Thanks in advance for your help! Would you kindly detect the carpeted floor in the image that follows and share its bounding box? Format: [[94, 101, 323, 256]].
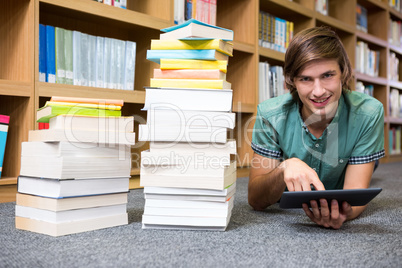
[[0, 162, 401, 267]]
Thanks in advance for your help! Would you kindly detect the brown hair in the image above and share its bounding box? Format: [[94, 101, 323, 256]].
[[284, 27, 353, 102]]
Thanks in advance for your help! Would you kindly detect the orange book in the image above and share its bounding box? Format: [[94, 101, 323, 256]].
[[153, 69, 226, 80], [50, 96, 124, 106]]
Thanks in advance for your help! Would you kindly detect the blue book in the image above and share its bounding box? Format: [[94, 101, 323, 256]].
[[0, 115, 10, 178], [146, 49, 228, 64], [46, 25, 56, 83], [39, 24, 47, 82]]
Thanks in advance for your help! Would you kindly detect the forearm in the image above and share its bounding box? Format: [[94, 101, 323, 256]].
[[248, 163, 287, 210], [347, 205, 367, 221]]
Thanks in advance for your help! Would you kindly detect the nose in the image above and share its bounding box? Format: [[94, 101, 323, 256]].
[[312, 78, 325, 97]]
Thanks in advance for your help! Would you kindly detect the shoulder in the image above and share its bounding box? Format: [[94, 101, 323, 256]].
[[343, 91, 384, 117], [257, 93, 297, 118]]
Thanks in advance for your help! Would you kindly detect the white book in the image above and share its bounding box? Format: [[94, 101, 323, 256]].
[[124, 41, 136, 90], [21, 141, 131, 158], [88, 34, 97, 87], [17, 176, 130, 198], [149, 139, 236, 154], [16, 192, 128, 211], [143, 198, 234, 217], [48, 115, 134, 132], [116, 39, 126, 90], [146, 109, 235, 129], [140, 165, 237, 190], [28, 128, 135, 145], [73, 30, 81, 85], [142, 212, 231, 230], [79, 33, 89, 86], [16, 204, 127, 224], [96, 36, 105, 88], [138, 124, 227, 143], [103, 37, 112, 88], [16, 214, 128, 237], [141, 160, 236, 177], [110, 38, 118, 89], [144, 182, 236, 197], [20, 155, 131, 179], [143, 87, 233, 112]]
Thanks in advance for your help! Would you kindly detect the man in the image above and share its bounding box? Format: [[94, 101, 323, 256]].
[[249, 27, 384, 229]]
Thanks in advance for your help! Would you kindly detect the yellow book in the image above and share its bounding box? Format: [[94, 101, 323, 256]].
[[150, 78, 231, 89], [150, 39, 233, 56], [160, 59, 228, 73], [43, 101, 122, 110]]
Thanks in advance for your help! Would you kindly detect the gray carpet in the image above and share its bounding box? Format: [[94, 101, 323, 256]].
[[1, 162, 401, 267]]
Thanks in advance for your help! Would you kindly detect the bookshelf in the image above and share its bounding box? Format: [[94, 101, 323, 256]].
[[1, 0, 402, 202]]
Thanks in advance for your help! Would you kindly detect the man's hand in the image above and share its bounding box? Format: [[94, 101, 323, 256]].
[[302, 199, 353, 229], [281, 158, 325, 192]]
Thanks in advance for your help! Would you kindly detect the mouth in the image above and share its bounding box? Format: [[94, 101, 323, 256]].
[[311, 96, 331, 107]]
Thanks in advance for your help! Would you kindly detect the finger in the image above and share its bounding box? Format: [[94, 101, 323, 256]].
[[342, 201, 353, 217], [310, 200, 321, 219], [330, 199, 340, 220], [285, 179, 295, 192], [311, 179, 325, 191], [320, 199, 331, 227], [294, 182, 302, 192], [301, 180, 312, 191], [302, 203, 315, 221]]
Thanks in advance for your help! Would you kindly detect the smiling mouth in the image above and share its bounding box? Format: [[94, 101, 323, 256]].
[[311, 96, 331, 103]]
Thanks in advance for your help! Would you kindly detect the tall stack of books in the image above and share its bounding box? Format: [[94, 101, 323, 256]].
[[139, 19, 237, 231], [15, 96, 135, 237]]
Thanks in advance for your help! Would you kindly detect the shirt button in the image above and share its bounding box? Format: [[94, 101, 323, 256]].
[[315, 144, 319, 148], [339, 159, 344, 163]]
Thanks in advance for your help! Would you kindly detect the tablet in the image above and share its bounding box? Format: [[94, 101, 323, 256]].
[[279, 188, 382, 209]]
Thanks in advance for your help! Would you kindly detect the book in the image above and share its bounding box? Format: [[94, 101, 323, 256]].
[[104, 37, 113, 89], [143, 87, 233, 112], [96, 36, 105, 88], [143, 197, 234, 217], [64, 29, 74, 84], [16, 192, 128, 211], [16, 214, 128, 237], [50, 96, 124, 106], [146, 109, 235, 129], [36, 103, 122, 123], [149, 139, 236, 154], [28, 129, 135, 145], [39, 24, 47, 82], [150, 39, 233, 56], [140, 162, 236, 190], [160, 59, 228, 73], [79, 33, 89, 86], [153, 69, 226, 80], [47, 115, 134, 132], [20, 155, 131, 179], [46, 25, 56, 83], [21, 141, 131, 158], [17, 176, 130, 198], [0, 115, 10, 178], [88, 34, 97, 87], [124, 41, 136, 90], [55, 27, 66, 84], [144, 182, 236, 202], [150, 78, 231, 89], [73, 30, 81, 85], [147, 49, 229, 64], [160, 19, 234, 41], [16, 203, 127, 223], [142, 213, 231, 230], [138, 124, 228, 143]]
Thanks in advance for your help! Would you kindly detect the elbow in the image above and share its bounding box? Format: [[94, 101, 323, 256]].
[[248, 196, 273, 211]]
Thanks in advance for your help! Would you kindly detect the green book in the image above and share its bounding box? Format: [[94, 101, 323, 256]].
[[64, 29, 73, 85], [36, 104, 122, 123], [55, 27, 66, 84]]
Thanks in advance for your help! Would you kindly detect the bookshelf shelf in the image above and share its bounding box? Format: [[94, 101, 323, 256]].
[[0, 177, 18, 186], [0, 80, 32, 97], [387, 116, 402, 124], [233, 41, 255, 54], [232, 103, 255, 114], [389, 6, 402, 20], [315, 13, 355, 34], [261, 0, 314, 19], [389, 44, 402, 56], [37, 82, 146, 104], [356, 31, 388, 47], [259, 47, 285, 62], [388, 80, 402, 90], [355, 72, 388, 86]]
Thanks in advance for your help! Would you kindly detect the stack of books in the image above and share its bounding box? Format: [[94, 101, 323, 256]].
[[15, 96, 135, 237], [139, 19, 237, 231]]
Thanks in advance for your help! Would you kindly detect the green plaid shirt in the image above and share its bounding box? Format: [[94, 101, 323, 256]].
[[252, 91, 385, 190]]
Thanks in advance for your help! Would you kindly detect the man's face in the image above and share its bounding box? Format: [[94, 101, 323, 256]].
[[294, 59, 342, 121]]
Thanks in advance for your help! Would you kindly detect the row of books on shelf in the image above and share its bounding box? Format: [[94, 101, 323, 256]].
[[258, 11, 294, 53], [0, 115, 9, 178], [174, 0, 217, 26], [356, 81, 374, 97], [390, 89, 402, 118], [389, 19, 402, 47], [39, 24, 136, 90], [92, 0, 126, 9], [356, 4, 368, 33], [389, 52, 399, 82], [389, 0, 401, 12], [315, 0, 329, 16], [355, 41, 380, 77], [389, 126, 401, 155], [258, 62, 287, 103]]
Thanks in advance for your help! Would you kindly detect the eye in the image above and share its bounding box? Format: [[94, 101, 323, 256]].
[[322, 73, 334, 79], [299, 76, 311, 82]]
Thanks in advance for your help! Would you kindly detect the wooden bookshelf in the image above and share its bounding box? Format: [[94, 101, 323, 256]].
[[1, 0, 402, 202]]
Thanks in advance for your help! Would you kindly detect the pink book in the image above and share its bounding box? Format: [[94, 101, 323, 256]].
[[153, 69, 226, 80], [0, 115, 10, 124]]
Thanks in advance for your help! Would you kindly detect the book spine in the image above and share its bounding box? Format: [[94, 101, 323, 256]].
[[124, 41, 136, 90], [96, 36, 105, 88], [46, 25, 56, 83], [0, 115, 10, 177], [73, 31, 81, 86], [55, 27, 66, 84], [39, 24, 47, 82], [64, 29, 74, 85]]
